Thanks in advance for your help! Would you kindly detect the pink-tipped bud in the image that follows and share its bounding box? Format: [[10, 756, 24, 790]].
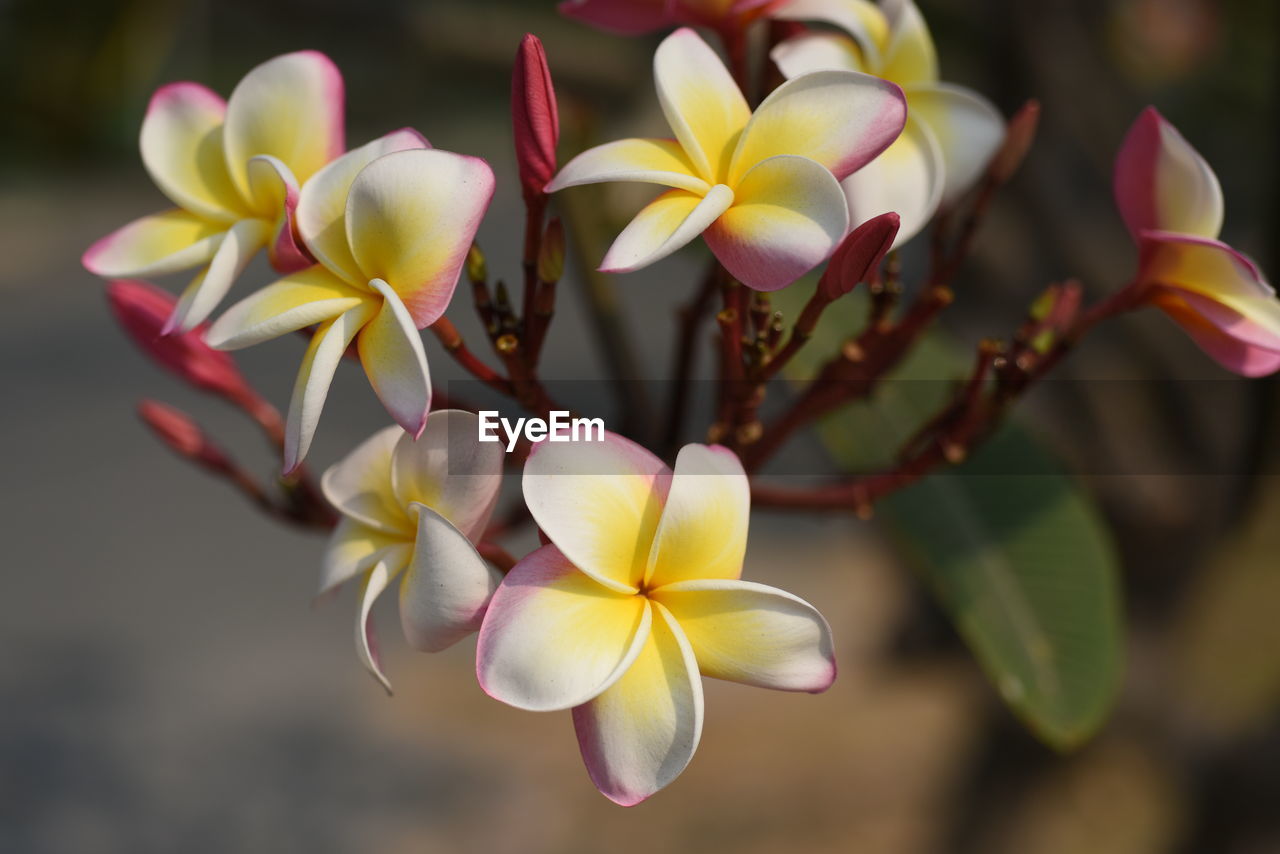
[[820, 212, 901, 300], [512, 33, 560, 202], [138, 400, 232, 472], [106, 280, 251, 400], [989, 100, 1041, 184]]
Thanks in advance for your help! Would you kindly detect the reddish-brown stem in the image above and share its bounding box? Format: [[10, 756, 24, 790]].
[[663, 260, 722, 452], [430, 318, 514, 395], [478, 541, 519, 574]]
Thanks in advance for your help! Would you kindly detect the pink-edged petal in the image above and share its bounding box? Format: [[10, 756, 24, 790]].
[[165, 216, 272, 333], [296, 129, 431, 285], [321, 425, 411, 536], [320, 517, 412, 596], [283, 302, 377, 474], [522, 431, 672, 593], [398, 505, 503, 652], [842, 116, 944, 248], [245, 154, 310, 271], [772, 0, 887, 68], [390, 409, 504, 541], [1137, 232, 1279, 325], [476, 544, 652, 711], [355, 556, 399, 693], [546, 138, 710, 195], [653, 28, 751, 183], [139, 82, 244, 221], [651, 579, 836, 692], [879, 0, 938, 85], [82, 209, 224, 278], [206, 265, 366, 350], [599, 185, 734, 274], [907, 83, 1004, 205], [223, 51, 345, 198], [345, 149, 495, 328], [728, 70, 906, 184], [357, 279, 432, 438], [571, 601, 702, 806], [704, 154, 850, 291], [1152, 288, 1280, 378], [558, 0, 675, 34], [1114, 107, 1224, 242], [645, 444, 749, 588], [771, 31, 866, 79]]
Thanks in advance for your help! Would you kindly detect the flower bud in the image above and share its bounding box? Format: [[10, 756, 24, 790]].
[[820, 212, 900, 300], [137, 400, 232, 472], [106, 279, 252, 400], [512, 33, 560, 202], [537, 218, 566, 284], [989, 100, 1040, 184]]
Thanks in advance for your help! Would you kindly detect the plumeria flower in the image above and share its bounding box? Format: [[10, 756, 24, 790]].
[[477, 434, 836, 805], [83, 51, 344, 332], [320, 411, 505, 691], [206, 134, 496, 471], [771, 0, 1005, 246], [546, 27, 905, 291], [560, 0, 784, 35], [1111, 108, 1280, 376]]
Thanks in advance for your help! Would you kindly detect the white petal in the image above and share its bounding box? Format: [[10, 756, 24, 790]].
[[652, 579, 837, 692], [320, 424, 410, 535], [357, 280, 433, 438], [166, 216, 271, 333], [841, 115, 944, 248], [476, 544, 652, 711], [320, 517, 412, 596], [390, 409, 504, 541], [139, 82, 244, 221], [571, 601, 703, 806], [398, 505, 502, 652], [599, 185, 734, 274], [355, 557, 399, 693], [205, 266, 366, 350], [907, 83, 1005, 205]]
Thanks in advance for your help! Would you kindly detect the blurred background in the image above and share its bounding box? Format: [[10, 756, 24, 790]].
[[1, 0, 1278, 851]]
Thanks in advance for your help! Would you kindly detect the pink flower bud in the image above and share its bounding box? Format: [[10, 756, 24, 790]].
[[820, 212, 901, 300], [512, 33, 560, 202], [106, 279, 252, 400], [137, 400, 233, 472], [989, 100, 1040, 184]]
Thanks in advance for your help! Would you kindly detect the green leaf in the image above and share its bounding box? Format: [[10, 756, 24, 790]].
[[772, 282, 1124, 749]]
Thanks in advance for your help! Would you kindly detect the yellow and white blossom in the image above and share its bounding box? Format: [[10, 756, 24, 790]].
[[547, 27, 906, 291], [772, 0, 1005, 245], [84, 51, 345, 331], [206, 135, 495, 471], [321, 411, 505, 691], [477, 433, 835, 805]]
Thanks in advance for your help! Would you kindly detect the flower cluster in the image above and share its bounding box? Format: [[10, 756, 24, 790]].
[[85, 0, 1276, 807]]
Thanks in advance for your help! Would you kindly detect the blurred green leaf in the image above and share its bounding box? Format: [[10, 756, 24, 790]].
[[773, 282, 1123, 749]]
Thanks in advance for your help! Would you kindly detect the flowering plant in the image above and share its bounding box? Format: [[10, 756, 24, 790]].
[[85, 0, 1277, 806]]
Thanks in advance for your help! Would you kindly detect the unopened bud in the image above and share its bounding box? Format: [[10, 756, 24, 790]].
[[512, 33, 560, 201], [106, 279, 252, 400], [820, 212, 900, 300], [138, 400, 232, 472], [989, 100, 1040, 184], [466, 244, 488, 285]]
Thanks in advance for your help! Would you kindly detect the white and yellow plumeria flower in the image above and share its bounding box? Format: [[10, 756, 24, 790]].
[[83, 51, 345, 332], [477, 434, 835, 805], [321, 411, 505, 691], [772, 0, 1005, 246], [1113, 108, 1280, 376], [546, 27, 905, 291], [206, 134, 495, 472]]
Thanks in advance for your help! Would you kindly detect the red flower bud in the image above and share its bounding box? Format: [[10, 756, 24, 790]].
[[512, 33, 560, 202], [989, 100, 1040, 184], [106, 279, 252, 400], [137, 400, 233, 472], [820, 212, 901, 300]]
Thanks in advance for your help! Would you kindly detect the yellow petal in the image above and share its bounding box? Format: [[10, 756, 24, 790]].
[[82, 209, 224, 278], [653, 28, 751, 183], [476, 545, 652, 711], [879, 0, 938, 85], [139, 83, 244, 221], [547, 138, 710, 195], [645, 444, 749, 588], [599, 185, 734, 274], [571, 601, 703, 806], [206, 265, 365, 350]]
